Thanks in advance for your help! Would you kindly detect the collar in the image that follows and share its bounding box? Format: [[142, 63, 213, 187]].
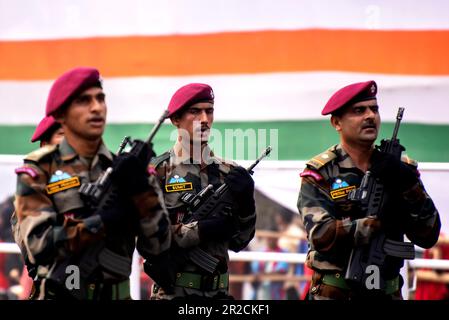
[[96, 141, 114, 162], [59, 138, 113, 163], [333, 144, 357, 169], [171, 140, 219, 167], [59, 138, 78, 161]]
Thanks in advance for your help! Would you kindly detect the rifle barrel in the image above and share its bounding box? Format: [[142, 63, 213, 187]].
[[391, 107, 404, 140], [145, 109, 169, 144], [247, 146, 272, 172]]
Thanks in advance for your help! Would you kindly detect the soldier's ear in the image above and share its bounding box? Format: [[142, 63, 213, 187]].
[[170, 115, 180, 127], [53, 109, 66, 125], [330, 115, 342, 132]]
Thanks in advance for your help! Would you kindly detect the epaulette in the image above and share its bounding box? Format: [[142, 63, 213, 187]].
[[306, 149, 337, 170], [24, 145, 57, 163], [401, 154, 418, 169], [150, 151, 170, 168]]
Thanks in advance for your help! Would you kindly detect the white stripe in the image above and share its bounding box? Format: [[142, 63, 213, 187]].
[[1, 72, 449, 124], [1, 0, 449, 40]]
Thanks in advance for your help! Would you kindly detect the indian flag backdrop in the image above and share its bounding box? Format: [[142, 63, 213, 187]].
[[1, 0, 449, 161]]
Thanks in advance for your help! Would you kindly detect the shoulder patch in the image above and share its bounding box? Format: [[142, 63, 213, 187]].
[[401, 155, 418, 168], [150, 151, 170, 168], [147, 166, 158, 176], [25, 145, 57, 162], [300, 168, 323, 181], [306, 150, 337, 170], [15, 166, 39, 179]]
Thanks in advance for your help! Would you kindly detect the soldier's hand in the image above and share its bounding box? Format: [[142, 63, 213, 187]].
[[97, 201, 129, 231], [134, 140, 156, 164], [353, 216, 382, 246], [369, 151, 419, 192], [112, 153, 151, 195], [225, 166, 256, 217], [225, 166, 254, 197]]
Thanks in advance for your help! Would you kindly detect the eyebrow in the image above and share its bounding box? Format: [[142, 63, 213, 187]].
[[189, 106, 214, 111], [353, 105, 378, 109], [77, 92, 105, 99]]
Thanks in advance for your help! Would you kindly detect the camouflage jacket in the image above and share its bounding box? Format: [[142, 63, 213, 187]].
[[297, 144, 440, 278], [149, 141, 256, 298], [12, 138, 170, 295]]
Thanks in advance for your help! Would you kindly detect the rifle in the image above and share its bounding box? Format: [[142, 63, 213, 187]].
[[79, 109, 168, 211], [345, 108, 415, 291], [177, 146, 272, 273]]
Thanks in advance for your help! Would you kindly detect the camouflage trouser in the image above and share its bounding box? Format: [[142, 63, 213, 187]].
[[308, 271, 403, 300]]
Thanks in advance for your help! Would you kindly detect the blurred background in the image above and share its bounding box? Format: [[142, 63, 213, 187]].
[[0, 0, 448, 300]]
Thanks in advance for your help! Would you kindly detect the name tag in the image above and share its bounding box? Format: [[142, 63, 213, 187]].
[[46, 177, 81, 195], [330, 185, 356, 200], [165, 182, 193, 193]]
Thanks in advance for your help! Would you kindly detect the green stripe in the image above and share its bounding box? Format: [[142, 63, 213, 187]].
[[0, 121, 448, 162]]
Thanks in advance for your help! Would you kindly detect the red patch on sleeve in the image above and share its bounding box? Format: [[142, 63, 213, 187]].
[[300, 169, 323, 181], [147, 166, 157, 176], [15, 166, 38, 179]]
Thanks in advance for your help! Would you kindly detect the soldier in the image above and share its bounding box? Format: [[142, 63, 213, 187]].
[[297, 80, 441, 300], [148, 83, 256, 300], [12, 67, 171, 300], [30, 115, 64, 147]]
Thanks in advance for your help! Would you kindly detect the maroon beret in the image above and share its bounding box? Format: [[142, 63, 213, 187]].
[[322, 80, 377, 115], [167, 83, 214, 117], [45, 67, 102, 116], [31, 115, 60, 143]]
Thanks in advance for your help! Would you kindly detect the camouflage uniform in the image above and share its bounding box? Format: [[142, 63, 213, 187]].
[[149, 142, 256, 299], [12, 138, 170, 300], [297, 144, 441, 300]]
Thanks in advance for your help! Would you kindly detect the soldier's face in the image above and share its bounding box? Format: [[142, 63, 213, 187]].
[[58, 87, 107, 141], [172, 102, 214, 144], [331, 99, 380, 147]]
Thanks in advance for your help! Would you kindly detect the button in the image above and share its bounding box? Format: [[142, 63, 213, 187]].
[[176, 273, 181, 278], [335, 273, 340, 278]]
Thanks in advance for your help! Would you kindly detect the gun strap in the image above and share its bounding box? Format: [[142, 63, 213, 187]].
[[188, 247, 220, 274], [98, 248, 132, 277], [383, 239, 415, 259]]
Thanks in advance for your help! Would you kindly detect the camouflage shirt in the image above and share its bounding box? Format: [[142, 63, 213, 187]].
[[12, 138, 170, 297], [297, 144, 440, 278], [150, 141, 256, 299]]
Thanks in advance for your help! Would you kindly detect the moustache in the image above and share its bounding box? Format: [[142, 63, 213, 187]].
[[87, 116, 105, 122], [361, 122, 377, 129]]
